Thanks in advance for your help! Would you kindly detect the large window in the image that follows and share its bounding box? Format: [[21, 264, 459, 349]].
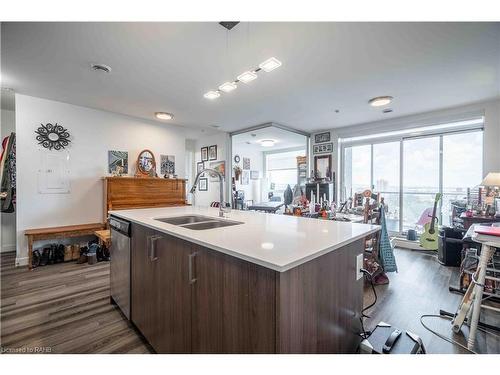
[[265, 149, 306, 199], [342, 123, 483, 234]]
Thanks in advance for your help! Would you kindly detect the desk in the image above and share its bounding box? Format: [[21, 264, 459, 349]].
[[460, 212, 497, 230], [247, 201, 284, 213]]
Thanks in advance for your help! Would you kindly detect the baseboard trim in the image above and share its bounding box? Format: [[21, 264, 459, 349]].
[[15, 256, 28, 267]]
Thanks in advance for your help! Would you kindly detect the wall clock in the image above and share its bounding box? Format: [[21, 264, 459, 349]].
[[234, 154, 241, 163], [35, 123, 71, 150]]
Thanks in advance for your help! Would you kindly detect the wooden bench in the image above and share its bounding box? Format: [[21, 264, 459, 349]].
[[25, 223, 105, 270]]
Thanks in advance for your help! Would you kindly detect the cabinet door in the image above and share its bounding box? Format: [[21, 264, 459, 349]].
[[130, 224, 159, 344], [153, 234, 192, 353], [131, 225, 192, 353], [191, 246, 277, 353]]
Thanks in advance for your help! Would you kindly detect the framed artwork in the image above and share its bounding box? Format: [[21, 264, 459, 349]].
[[209, 160, 225, 182], [201, 147, 208, 161], [198, 178, 208, 191], [241, 170, 249, 185], [314, 132, 330, 143], [108, 150, 128, 174], [160, 154, 175, 175], [208, 145, 217, 160], [250, 170, 259, 180], [197, 161, 205, 176], [314, 154, 333, 180], [313, 142, 333, 154], [242, 157, 250, 170]]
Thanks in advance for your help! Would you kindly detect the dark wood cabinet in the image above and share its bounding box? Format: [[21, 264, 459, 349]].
[[191, 246, 276, 353], [130, 222, 364, 353], [131, 224, 192, 353]]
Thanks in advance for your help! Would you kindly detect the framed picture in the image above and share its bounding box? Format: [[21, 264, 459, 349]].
[[201, 147, 208, 161], [313, 142, 333, 154], [208, 145, 217, 160], [198, 178, 208, 191], [209, 160, 225, 182], [160, 154, 175, 175], [241, 170, 249, 185], [250, 170, 259, 180], [197, 161, 205, 176], [242, 157, 250, 170], [314, 132, 330, 143], [108, 150, 128, 174]]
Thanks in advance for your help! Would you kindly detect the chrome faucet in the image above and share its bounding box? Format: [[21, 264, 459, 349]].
[[190, 168, 228, 218]]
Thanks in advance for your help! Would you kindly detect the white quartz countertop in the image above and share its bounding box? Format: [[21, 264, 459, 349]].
[[109, 206, 380, 272]]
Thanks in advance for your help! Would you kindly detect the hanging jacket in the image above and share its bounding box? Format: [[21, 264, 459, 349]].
[[1, 132, 16, 213]]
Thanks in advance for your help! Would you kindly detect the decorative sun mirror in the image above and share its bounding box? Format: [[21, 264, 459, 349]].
[[35, 123, 71, 150], [136, 149, 156, 177]]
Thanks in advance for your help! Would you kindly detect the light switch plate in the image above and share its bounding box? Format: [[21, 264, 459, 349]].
[[356, 253, 364, 280]]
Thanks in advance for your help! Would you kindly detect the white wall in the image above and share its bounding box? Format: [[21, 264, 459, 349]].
[[1, 108, 16, 253], [232, 143, 264, 204], [192, 133, 230, 207], [15, 94, 187, 265]]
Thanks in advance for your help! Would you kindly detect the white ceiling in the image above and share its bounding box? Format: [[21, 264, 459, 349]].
[[2, 22, 500, 133], [232, 126, 308, 150]]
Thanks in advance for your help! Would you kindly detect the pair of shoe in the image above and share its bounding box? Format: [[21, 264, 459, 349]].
[[77, 246, 89, 264], [38, 244, 65, 266]]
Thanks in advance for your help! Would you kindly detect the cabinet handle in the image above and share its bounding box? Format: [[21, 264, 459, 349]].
[[148, 235, 162, 262], [188, 252, 197, 284]]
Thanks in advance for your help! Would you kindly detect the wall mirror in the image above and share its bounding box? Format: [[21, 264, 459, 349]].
[[314, 154, 332, 180], [136, 149, 156, 177]]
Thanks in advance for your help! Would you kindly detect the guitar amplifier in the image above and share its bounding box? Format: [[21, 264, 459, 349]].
[[359, 322, 426, 354]]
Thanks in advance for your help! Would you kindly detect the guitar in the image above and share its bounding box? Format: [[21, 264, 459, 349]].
[[419, 193, 442, 250]]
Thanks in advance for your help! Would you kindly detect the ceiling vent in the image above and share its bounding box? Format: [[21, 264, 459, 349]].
[[91, 63, 112, 73], [219, 22, 240, 31]]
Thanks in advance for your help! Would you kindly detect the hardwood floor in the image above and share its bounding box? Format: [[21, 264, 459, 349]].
[[1, 248, 499, 354], [0, 252, 151, 354], [363, 248, 500, 354]]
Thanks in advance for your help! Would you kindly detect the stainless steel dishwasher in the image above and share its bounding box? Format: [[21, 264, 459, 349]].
[[109, 216, 131, 319]]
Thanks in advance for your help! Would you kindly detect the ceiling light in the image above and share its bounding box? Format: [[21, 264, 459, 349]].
[[369, 96, 393, 107], [204, 91, 220, 100], [237, 71, 258, 84], [219, 82, 237, 93], [155, 112, 174, 120], [259, 57, 282, 72], [260, 139, 275, 147]]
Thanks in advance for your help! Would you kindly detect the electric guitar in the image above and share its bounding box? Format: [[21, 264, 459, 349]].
[[419, 193, 442, 250]]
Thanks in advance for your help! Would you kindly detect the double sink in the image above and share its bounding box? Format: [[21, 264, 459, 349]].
[[155, 215, 243, 230]]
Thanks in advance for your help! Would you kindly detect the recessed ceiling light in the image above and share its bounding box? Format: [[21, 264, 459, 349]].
[[204, 91, 220, 100], [260, 139, 275, 147], [155, 112, 174, 120], [259, 57, 282, 72], [369, 96, 393, 107], [219, 82, 237, 93], [91, 63, 112, 73], [261, 242, 274, 250], [237, 71, 258, 84]]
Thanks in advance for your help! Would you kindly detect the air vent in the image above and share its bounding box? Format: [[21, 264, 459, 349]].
[[383, 108, 393, 114], [91, 63, 112, 73]]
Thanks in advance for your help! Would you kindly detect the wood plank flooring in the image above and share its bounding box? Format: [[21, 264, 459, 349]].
[[363, 248, 500, 354], [0, 252, 151, 354], [1, 248, 499, 354]]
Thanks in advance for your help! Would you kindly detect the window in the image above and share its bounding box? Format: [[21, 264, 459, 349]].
[[265, 149, 306, 199], [341, 120, 483, 234]]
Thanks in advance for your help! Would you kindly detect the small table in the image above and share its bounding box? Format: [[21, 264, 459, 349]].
[[25, 223, 105, 270], [94, 229, 111, 248], [247, 201, 285, 213]]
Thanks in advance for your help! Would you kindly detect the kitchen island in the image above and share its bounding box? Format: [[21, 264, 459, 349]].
[[109, 206, 379, 354]]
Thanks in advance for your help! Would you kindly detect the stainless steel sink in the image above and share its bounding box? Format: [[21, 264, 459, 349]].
[[181, 220, 242, 230], [154, 215, 243, 230], [155, 215, 215, 225]]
